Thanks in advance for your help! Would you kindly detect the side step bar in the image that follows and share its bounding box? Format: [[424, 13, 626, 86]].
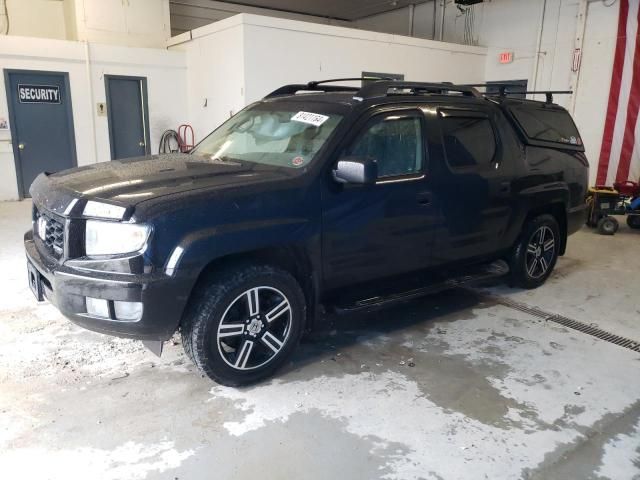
[[332, 260, 509, 314]]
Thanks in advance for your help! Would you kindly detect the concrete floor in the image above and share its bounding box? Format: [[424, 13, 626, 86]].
[[1, 199, 639, 480]]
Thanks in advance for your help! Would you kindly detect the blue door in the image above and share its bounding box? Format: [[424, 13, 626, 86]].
[[105, 75, 150, 160], [4, 70, 77, 197]]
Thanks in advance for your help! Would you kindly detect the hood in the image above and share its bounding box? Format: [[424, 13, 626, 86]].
[[31, 154, 296, 213]]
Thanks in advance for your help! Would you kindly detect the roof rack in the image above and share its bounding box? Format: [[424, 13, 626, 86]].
[[355, 81, 481, 100], [264, 77, 393, 99], [462, 83, 572, 104]]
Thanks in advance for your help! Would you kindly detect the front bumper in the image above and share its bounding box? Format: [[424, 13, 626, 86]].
[[25, 231, 194, 341]]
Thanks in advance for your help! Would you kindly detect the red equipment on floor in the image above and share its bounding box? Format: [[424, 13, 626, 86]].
[[177, 124, 195, 153], [586, 178, 640, 235], [612, 180, 640, 198]]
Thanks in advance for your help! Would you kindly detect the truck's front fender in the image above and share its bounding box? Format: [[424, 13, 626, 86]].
[[163, 217, 319, 277]]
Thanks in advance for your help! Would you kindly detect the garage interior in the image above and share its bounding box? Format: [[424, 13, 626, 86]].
[[1, 1, 639, 479]]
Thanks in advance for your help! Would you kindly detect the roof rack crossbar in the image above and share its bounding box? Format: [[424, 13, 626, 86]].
[[461, 84, 573, 103], [508, 90, 573, 104], [356, 81, 481, 100]]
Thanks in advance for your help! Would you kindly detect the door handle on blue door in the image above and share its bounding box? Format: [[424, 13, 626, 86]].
[[416, 192, 432, 206]]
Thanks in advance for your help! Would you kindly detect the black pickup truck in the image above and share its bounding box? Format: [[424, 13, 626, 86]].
[[24, 79, 588, 385]]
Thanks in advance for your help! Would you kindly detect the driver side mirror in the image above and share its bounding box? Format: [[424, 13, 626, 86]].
[[332, 157, 378, 185]]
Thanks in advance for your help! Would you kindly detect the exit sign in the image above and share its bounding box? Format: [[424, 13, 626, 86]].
[[499, 52, 514, 64]]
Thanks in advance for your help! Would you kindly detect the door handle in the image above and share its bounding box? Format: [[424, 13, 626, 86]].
[[499, 181, 511, 194], [18, 143, 25, 150], [139, 141, 145, 147], [416, 192, 432, 206]]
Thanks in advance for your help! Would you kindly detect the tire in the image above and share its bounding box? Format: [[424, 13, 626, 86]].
[[597, 216, 618, 235], [627, 215, 640, 229], [509, 214, 560, 289], [181, 264, 306, 386]]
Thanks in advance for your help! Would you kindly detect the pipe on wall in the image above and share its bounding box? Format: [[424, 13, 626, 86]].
[[0, 0, 9, 35], [531, 0, 547, 99], [569, 0, 589, 113], [439, 0, 446, 41], [84, 41, 99, 164], [432, 0, 437, 39], [408, 3, 415, 36]]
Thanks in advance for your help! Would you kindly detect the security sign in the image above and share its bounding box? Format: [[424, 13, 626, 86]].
[[18, 84, 61, 104]]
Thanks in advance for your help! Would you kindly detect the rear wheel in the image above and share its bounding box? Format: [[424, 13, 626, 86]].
[[509, 214, 560, 289], [597, 216, 618, 235], [181, 264, 306, 386], [626, 215, 640, 229]]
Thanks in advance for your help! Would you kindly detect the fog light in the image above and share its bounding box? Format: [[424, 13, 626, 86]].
[[86, 297, 109, 318], [114, 301, 143, 322]]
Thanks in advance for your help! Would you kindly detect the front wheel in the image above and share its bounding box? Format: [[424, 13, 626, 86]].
[[509, 214, 560, 289], [181, 264, 306, 386]]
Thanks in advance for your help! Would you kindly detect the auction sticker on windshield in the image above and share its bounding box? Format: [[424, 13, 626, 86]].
[[291, 111, 329, 127]]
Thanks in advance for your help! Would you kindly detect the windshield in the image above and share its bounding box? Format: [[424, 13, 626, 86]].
[[191, 105, 343, 169]]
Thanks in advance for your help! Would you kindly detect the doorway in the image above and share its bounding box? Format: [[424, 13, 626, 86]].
[[4, 69, 77, 198], [105, 75, 150, 160]]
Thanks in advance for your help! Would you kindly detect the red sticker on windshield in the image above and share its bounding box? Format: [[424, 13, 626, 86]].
[[292, 156, 304, 166]]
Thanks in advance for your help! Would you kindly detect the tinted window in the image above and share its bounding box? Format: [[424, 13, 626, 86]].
[[511, 105, 582, 146], [441, 116, 496, 168], [347, 115, 423, 178]]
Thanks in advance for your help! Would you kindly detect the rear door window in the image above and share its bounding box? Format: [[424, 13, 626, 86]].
[[510, 105, 582, 147], [439, 112, 496, 169]]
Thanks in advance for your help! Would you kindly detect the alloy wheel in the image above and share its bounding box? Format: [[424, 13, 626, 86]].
[[216, 286, 292, 371], [525, 226, 555, 279]]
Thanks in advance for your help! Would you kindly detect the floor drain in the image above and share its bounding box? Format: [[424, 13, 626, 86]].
[[477, 292, 640, 353]]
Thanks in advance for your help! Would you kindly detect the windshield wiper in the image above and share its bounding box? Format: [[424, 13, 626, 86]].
[[207, 155, 243, 166]]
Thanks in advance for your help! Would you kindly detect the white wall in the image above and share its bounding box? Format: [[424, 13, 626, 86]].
[[0, 35, 188, 200], [169, 17, 246, 144], [355, 0, 579, 102], [0, 0, 171, 48], [478, 0, 579, 105], [170, 13, 487, 138], [87, 42, 189, 163], [73, 0, 172, 48], [242, 14, 487, 102], [1, 0, 68, 39]]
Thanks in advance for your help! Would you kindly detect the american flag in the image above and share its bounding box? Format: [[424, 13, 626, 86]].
[[598, 0, 640, 185]]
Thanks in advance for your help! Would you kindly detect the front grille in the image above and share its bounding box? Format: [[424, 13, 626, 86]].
[[36, 209, 65, 257]]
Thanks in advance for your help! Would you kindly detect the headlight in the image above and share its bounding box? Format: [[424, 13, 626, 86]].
[[85, 220, 150, 256]]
